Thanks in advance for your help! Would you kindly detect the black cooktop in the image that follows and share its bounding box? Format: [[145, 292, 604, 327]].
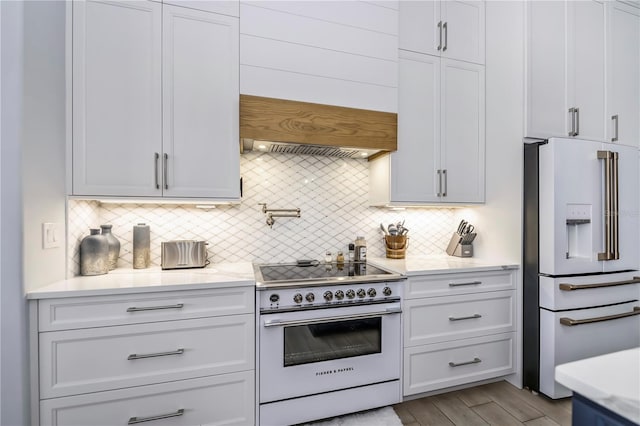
[[255, 261, 404, 288]]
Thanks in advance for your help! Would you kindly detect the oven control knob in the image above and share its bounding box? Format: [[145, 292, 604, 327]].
[[367, 288, 377, 297], [269, 294, 280, 303], [357, 288, 366, 298], [383, 286, 392, 297], [293, 293, 303, 304], [335, 290, 345, 300], [346, 289, 356, 299], [323, 291, 333, 301], [305, 292, 315, 303]]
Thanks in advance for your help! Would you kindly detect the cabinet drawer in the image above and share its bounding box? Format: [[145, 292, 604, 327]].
[[40, 315, 254, 398], [404, 290, 515, 347], [404, 332, 515, 396], [38, 287, 254, 331], [40, 370, 254, 426], [404, 270, 516, 299]]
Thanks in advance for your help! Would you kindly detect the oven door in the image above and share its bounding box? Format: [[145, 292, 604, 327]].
[[259, 301, 401, 403]]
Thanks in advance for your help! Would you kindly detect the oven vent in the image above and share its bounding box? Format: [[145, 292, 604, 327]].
[[267, 142, 362, 158], [239, 95, 397, 159], [242, 139, 378, 159]]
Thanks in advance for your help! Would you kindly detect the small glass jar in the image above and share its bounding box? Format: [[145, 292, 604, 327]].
[[336, 251, 344, 265], [348, 243, 355, 262], [324, 250, 332, 263]]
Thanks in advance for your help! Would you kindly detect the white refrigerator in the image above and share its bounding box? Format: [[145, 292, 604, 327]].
[[523, 137, 640, 399]]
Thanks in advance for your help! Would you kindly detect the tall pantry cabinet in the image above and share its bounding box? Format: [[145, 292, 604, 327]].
[[370, 0, 486, 205], [72, 0, 240, 199], [526, 0, 640, 147]]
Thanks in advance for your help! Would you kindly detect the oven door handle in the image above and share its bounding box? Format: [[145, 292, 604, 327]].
[[263, 307, 402, 328]]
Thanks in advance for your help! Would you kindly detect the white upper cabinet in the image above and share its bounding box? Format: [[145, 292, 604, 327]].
[[370, 52, 485, 205], [526, 0, 640, 145], [73, 0, 163, 197], [399, 0, 485, 65], [239, 1, 399, 112], [72, 0, 240, 200], [607, 2, 640, 147], [162, 5, 240, 199]]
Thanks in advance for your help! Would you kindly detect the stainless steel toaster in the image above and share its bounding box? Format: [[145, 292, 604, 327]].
[[161, 240, 208, 270]]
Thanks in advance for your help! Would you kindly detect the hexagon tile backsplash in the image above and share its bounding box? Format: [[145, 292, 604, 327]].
[[68, 152, 457, 276]]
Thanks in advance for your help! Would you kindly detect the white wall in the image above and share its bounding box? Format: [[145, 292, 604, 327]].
[[22, 0, 67, 291], [470, 1, 525, 264], [0, 2, 29, 424]]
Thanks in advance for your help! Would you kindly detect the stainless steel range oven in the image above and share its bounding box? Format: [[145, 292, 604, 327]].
[[254, 261, 405, 426]]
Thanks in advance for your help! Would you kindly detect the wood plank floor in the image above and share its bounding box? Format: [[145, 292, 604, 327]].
[[393, 381, 572, 426]]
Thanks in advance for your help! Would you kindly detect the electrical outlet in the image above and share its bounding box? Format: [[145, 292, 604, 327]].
[[42, 223, 61, 249]]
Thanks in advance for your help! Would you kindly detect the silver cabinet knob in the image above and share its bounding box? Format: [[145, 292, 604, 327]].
[[335, 290, 345, 300], [357, 288, 366, 298], [346, 289, 356, 299], [305, 292, 315, 303], [367, 288, 377, 297], [293, 293, 303, 304], [383, 287, 392, 296], [323, 291, 333, 301]]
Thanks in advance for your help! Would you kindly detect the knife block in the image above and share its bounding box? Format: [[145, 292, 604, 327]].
[[445, 233, 473, 258]]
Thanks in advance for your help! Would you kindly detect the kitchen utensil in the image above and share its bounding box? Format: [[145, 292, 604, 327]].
[[457, 220, 468, 235], [161, 240, 208, 270], [463, 224, 475, 235], [380, 223, 389, 235], [387, 223, 397, 236]]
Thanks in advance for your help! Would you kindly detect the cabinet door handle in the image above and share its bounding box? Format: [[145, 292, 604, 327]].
[[449, 281, 482, 287], [449, 357, 481, 367], [163, 153, 169, 190], [128, 409, 185, 425], [154, 153, 160, 189], [449, 313, 482, 321], [437, 21, 443, 51], [574, 107, 579, 136], [568, 108, 575, 136], [612, 114, 619, 142], [443, 22, 448, 51], [442, 169, 447, 197], [437, 169, 442, 197], [128, 348, 184, 360], [126, 303, 184, 312], [560, 306, 640, 326]]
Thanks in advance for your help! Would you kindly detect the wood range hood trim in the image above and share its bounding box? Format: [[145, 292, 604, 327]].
[[239, 95, 397, 158]]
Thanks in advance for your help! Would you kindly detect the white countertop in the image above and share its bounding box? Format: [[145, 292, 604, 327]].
[[27, 262, 255, 299], [555, 348, 640, 424], [368, 255, 519, 275]]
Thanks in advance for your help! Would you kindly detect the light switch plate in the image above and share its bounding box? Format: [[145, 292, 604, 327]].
[[42, 222, 61, 249]]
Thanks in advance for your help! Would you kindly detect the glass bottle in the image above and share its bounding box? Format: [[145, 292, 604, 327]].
[[80, 229, 109, 276], [100, 224, 120, 270], [354, 236, 367, 262]]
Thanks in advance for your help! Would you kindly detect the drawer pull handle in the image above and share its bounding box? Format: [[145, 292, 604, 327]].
[[560, 306, 640, 326], [128, 408, 184, 424], [449, 313, 482, 321], [449, 281, 482, 287], [126, 303, 184, 313], [559, 277, 640, 291], [449, 357, 481, 367], [128, 348, 185, 360]]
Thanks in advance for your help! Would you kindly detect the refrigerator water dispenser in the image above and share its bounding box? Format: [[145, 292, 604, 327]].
[[566, 204, 592, 259]]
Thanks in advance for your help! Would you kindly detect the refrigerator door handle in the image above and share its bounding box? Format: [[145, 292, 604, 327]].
[[559, 277, 640, 291], [597, 150, 620, 261], [560, 306, 640, 326]]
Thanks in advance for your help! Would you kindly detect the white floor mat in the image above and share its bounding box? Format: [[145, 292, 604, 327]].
[[304, 406, 403, 426]]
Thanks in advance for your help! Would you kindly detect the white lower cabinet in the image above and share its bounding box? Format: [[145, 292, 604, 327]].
[[40, 371, 254, 426], [404, 332, 516, 395], [402, 268, 517, 397], [32, 286, 255, 426]]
